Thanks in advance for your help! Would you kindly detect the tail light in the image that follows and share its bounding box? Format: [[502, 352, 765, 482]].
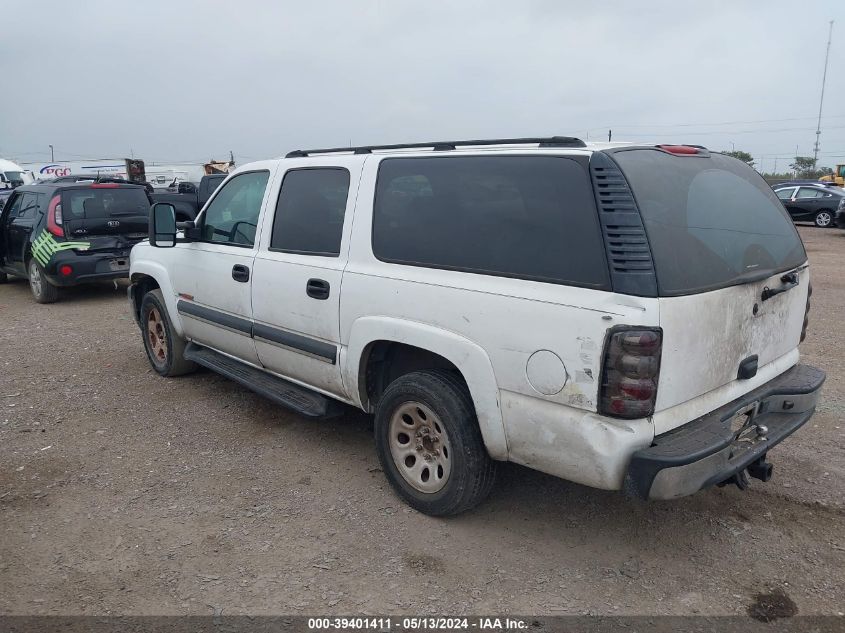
[[46, 195, 64, 237], [801, 281, 812, 342], [599, 327, 662, 419]]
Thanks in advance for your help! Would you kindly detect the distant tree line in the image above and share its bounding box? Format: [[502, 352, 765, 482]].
[[722, 150, 834, 179]]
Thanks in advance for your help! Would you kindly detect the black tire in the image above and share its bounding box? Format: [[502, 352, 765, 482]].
[[0, 271, 7, 284], [140, 289, 197, 377], [374, 369, 497, 516], [28, 259, 59, 304], [814, 210, 834, 228]]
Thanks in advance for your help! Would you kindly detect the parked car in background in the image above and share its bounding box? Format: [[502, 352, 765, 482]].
[[836, 203, 845, 230], [129, 139, 824, 516], [148, 174, 226, 221], [771, 179, 841, 189], [0, 182, 150, 302], [774, 184, 845, 227]]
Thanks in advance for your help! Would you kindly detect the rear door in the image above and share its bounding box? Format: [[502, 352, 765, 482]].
[[7, 192, 40, 270], [792, 186, 826, 220], [612, 149, 809, 433], [251, 163, 360, 398]]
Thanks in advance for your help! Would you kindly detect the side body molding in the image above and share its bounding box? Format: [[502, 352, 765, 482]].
[[343, 316, 508, 460]]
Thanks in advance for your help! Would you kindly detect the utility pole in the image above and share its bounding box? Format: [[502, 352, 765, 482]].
[[49, 144, 54, 161], [608, 129, 612, 142], [813, 20, 834, 166]]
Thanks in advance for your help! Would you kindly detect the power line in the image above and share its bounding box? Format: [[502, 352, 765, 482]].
[[587, 114, 845, 131], [610, 124, 845, 137]]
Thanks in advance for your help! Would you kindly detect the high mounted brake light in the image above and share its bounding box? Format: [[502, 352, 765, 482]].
[[657, 145, 699, 155], [599, 327, 663, 419], [46, 195, 64, 237], [90, 183, 120, 188]]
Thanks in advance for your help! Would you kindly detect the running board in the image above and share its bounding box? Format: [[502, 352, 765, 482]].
[[184, 342, 344, 419]]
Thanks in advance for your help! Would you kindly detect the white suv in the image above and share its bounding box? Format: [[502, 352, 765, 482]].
[[129, 137, 825, 516]]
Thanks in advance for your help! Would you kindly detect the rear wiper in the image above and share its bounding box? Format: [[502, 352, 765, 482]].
[[761, 272, 799, 302]]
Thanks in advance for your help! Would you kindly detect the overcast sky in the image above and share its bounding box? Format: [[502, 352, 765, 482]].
[[2, 0, 842, 172]]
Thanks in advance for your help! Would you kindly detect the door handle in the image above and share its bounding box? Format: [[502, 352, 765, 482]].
[[232, 264, 250, 282], [306, 278, 330, 300]]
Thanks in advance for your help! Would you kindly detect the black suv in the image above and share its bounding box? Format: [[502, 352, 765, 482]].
[[0, 182, 150, 303]]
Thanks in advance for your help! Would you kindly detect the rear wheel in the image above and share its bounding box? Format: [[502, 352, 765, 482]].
[[814, 210, 833, 228], [374, 370, 497, 516], [140, 289, 196, 377], [28, 260, 59, 304]]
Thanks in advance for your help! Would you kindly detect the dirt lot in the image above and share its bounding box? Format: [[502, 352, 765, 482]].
[[1, 226, 843, 617]]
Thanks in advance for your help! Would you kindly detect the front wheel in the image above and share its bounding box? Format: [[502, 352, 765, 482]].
[[814, 210, 833, 228], [28, 260, 59, 303], [374, 370, 497, 516], [140, 289, 197, 377]]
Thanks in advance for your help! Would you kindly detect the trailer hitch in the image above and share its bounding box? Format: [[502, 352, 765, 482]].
[[718, 456, 773, 491]]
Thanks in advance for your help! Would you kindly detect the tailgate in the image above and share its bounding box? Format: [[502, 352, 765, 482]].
[[609, 148, 810, 433], [655, 266, 808, 427]]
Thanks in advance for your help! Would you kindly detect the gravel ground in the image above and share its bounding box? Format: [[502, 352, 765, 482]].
[[1, 226, 843, 617]]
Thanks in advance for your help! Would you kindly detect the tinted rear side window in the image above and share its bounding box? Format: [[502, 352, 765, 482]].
[[271, 168, 350, 256], [372, 156, 609, 288], [613, 150, 806, 295], [62, 187, 150, 219]]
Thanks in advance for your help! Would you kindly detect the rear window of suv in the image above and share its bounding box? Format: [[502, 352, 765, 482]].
[[62, 187, 150, 219], [612, 149, 807, 296], [372, 156, 609, 288]]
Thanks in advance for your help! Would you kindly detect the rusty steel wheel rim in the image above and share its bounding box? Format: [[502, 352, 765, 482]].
[[388, 401, 452, 493], [146, 306, 168, 363]]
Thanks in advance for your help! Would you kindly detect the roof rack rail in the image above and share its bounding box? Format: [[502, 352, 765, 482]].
[[285, 136, 586, 158]]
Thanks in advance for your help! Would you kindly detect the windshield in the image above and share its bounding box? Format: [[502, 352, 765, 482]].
[[612, 149, 807, 296], [4, 171, 24, 184]]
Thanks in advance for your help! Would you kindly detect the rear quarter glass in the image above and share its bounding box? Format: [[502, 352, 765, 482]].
[[372, 155, 610, 289], [612, 150, 806, 296]]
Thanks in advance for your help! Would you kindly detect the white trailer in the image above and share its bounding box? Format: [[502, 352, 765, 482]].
[[19, 159, 221, 190]]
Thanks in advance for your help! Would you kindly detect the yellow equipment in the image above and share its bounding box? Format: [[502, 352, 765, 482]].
[[820, 164, 845, 186]]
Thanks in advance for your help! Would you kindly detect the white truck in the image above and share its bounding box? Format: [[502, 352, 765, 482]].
[[128, 137, 825, 516], [0, 158, 35, 188]]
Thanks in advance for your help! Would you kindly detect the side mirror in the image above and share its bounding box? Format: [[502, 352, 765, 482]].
[[149, 202, 177, 247]]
